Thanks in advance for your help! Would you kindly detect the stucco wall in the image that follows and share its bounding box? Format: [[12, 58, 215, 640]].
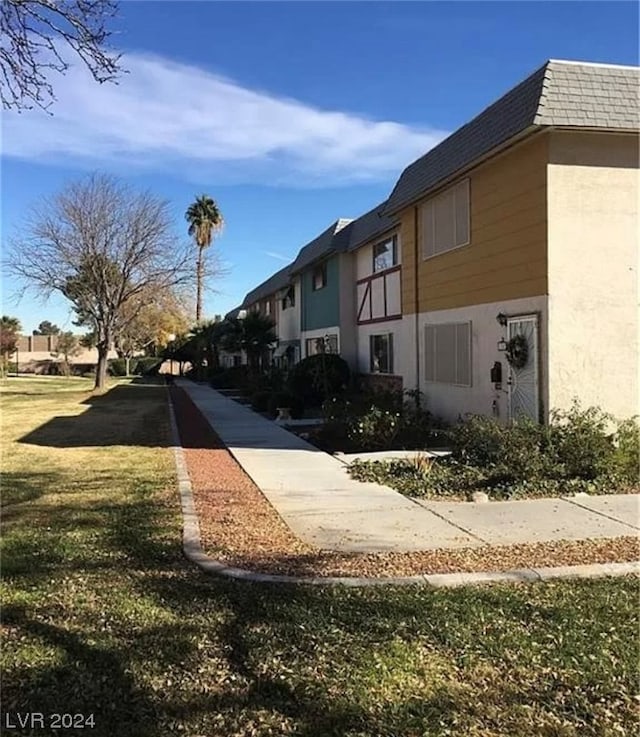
[[399, 296, 548, 423], [547, 131, 639, 420], [277, 277, 301, 344]]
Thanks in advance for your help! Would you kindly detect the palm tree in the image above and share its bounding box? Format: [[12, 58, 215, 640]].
[[221, 312, 276, 375], [185, 195, 224, 322], [0, 315, 21, 378]]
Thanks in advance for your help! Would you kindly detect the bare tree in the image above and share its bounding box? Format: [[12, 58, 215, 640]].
[[7, 173, 192, 391], [0, 0, 123, 111]]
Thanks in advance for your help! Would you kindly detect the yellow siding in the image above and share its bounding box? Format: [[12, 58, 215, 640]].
[[400, 133, 549, 314]]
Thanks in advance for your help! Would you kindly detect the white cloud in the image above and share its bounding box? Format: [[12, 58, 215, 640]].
[[1, 51, 446, 187], [263, 250, 293, 262]]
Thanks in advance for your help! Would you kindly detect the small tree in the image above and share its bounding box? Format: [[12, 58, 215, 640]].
[[1, 0, 123, 111], [52, 331, 81, 376], [7, 174, 192, 391], [221, 312, 276, 376], [113, 287, 190, 374], [33, 320, 60, 336], [0, 315, 21, 377]]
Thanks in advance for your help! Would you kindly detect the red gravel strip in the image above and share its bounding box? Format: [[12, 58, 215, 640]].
[[170, 386, 640, 578]]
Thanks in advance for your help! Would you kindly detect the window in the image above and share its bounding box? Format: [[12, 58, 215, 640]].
[[281, 286, 295, 310], [370, 334, 394, 374], [421, 179, 470, 259], [425, 322, 471, 386], [312, 263, 327, 291], [372, 236, 398, 272], [305, 334, 338, 356]]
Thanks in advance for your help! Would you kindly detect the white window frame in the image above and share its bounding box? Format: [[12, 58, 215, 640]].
[[424, 322, 472, 387], [369, 333, 394, 374], [421, 179, 470, 260], [372, 235, 398, 273], [305, 334, 338, 356], [312, 263, 327, 291], [282, 286, 295, 310]]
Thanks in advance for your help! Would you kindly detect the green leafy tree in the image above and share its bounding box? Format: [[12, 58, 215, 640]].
[[33, 320, 60, 336], [185, 195, 224, 323], [51, 331, 81, 376], [0, 315, 21, 377]]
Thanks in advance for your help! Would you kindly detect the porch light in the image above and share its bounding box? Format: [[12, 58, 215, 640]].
[[497, 339, 507, 351]]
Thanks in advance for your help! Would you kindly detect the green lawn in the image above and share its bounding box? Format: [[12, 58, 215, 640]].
[[1, 378, 638, 737]]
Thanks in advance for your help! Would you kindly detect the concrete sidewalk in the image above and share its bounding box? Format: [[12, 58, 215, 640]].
[[177, 380, 640, 553]]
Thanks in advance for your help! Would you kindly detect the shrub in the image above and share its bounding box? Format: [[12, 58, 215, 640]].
[[449, 415, 505, 466], [135, 357, 162, 376], [545, 402, 615, 480], [70, 363, 96, 376], [250, 390, 271, 413], [267, 391, 304, 420], [346, 405, 402, 451], [319, 389, 443, 452], [210, 369, 234, 389], [288, 354, 350, 407], [108, 358, 127, 376], [612, 417, 640, 482]]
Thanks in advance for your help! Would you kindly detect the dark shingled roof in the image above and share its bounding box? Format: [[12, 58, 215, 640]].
[[242, 264, 292, 307], [289, 218, 353, 274], [386, 60, 640, 214], [225, 305, 243, 320], [341, 201, 399, 253]]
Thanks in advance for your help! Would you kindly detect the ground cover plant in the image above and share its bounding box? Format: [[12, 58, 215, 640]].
[[1, 377, 639, 736], [350, 403, 640, 500]]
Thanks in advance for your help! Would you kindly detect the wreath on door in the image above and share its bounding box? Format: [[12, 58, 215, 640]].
[[505, 334, 529, 370]]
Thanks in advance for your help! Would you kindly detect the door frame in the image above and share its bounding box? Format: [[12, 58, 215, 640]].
[[506, 313, 541, 423]]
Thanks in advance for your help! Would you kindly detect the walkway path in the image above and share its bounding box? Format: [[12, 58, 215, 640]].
[[177, 380, 640, 553]]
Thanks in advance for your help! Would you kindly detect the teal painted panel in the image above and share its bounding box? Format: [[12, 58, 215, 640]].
[[301, 255, 340, 331]]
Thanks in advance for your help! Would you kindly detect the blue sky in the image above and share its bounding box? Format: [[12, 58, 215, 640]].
[[2, 0, 638, 332]]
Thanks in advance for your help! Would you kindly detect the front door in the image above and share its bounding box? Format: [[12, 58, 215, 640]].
[[507, 315, 539, 422]]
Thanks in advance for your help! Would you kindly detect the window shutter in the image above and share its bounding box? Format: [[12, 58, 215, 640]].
[[425, 322, 472, 386], [425, 325, 436, 381], [454, 181, 470, 247]]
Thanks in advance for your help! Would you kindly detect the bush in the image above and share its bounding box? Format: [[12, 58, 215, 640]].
[[317, 389, 443, 453], [250, 390, 271, 413], [546, 402, 615, 481], [108, 358, 128, 376], [135, 357, 162, 376], [288, 354, 350, 407], [613, 417, 640, 482], [346, 405, 402, 451], [267, 391, 304, 420]]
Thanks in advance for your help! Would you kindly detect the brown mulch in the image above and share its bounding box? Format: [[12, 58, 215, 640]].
[[170, 386, 640, 579]]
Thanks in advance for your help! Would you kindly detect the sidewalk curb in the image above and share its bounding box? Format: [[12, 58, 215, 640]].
[[167, 393, 640, 588]]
